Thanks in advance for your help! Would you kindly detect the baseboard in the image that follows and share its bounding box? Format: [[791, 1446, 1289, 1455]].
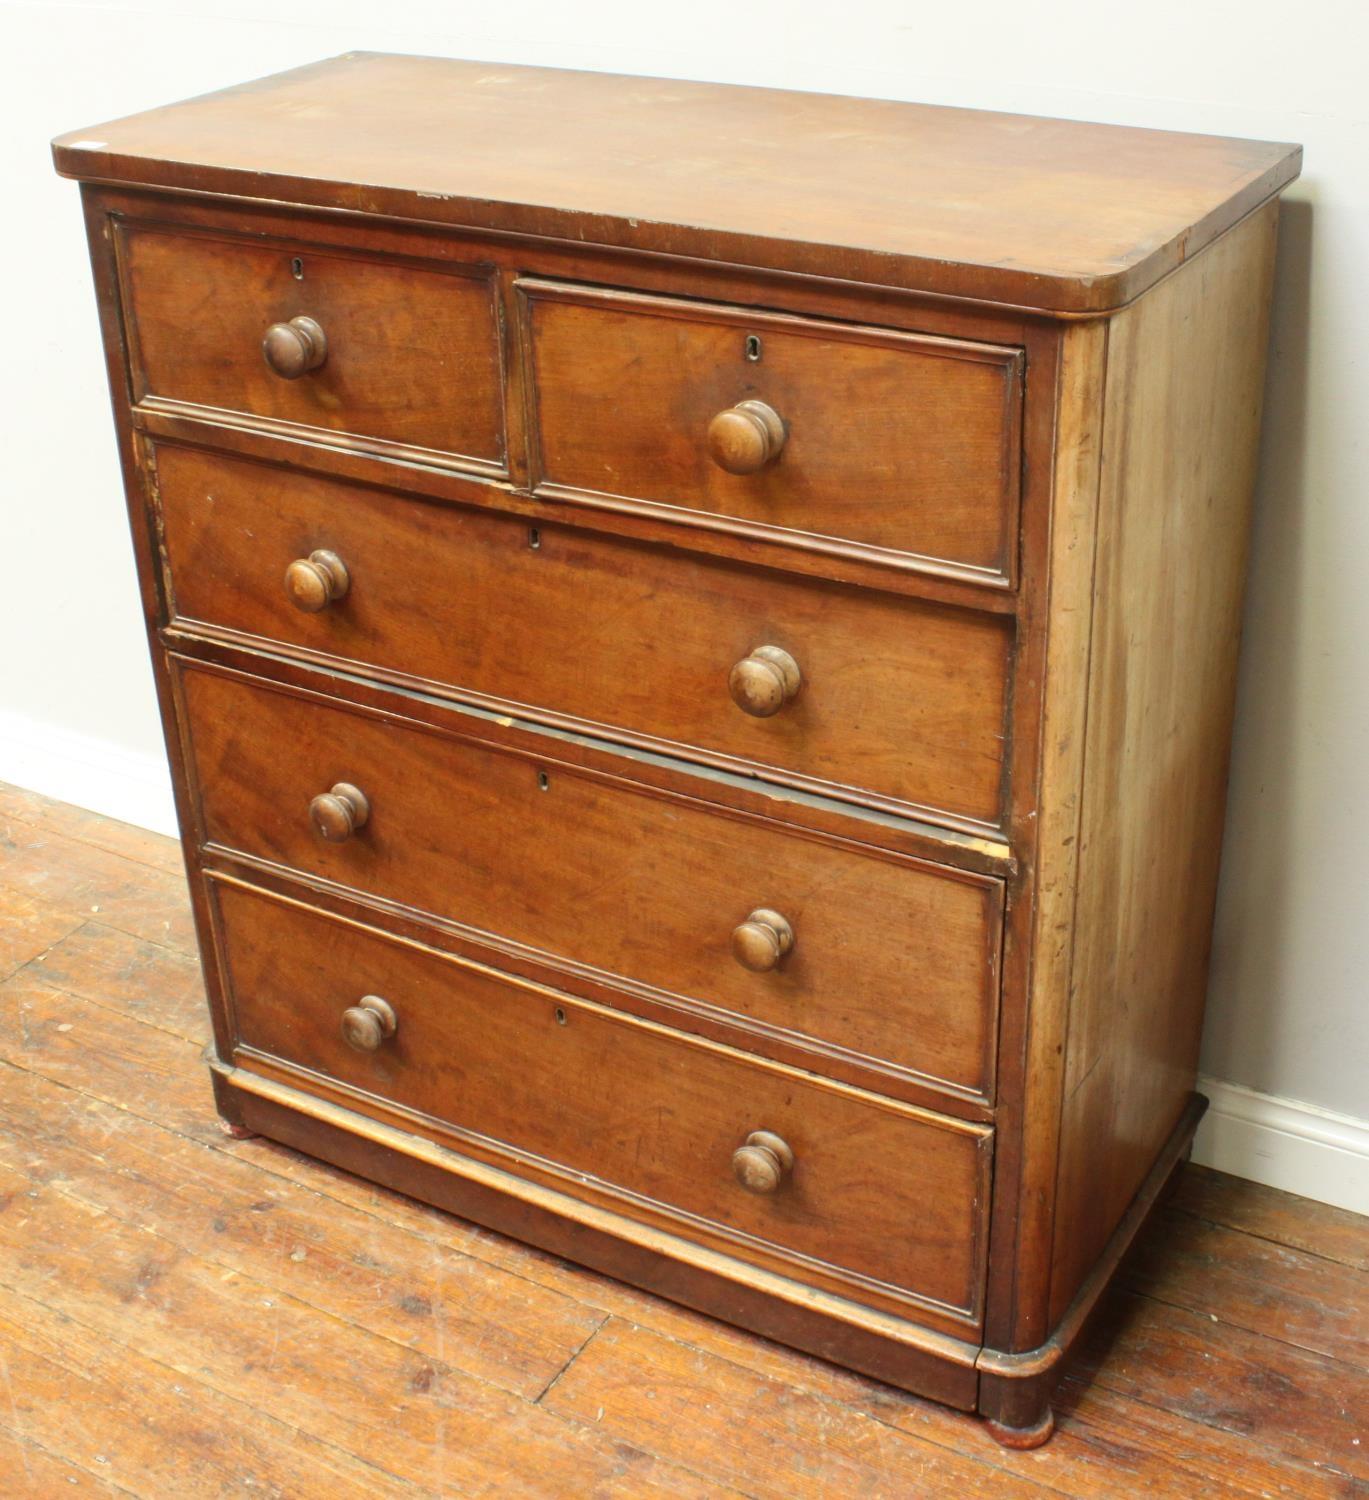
[[1193, 1075, 1369, 1216], [0, 708, 177, 839]]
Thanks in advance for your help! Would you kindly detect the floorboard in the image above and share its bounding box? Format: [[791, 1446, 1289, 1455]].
[[0, 781, 1365, 1498]]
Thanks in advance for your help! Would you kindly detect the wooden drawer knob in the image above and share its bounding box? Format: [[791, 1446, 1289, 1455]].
[[732, 909, 794, 972], [309, 782, 370, 842], [732, 1131, 794, 1195], [263, 315, 328, 379], [707, 400, 786, 475], [729, 645, 800, 717], [341, 994, 397, 1053], [285, 549, 349, 612]]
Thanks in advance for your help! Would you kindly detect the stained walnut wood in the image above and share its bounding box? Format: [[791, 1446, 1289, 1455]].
[[177, 661, 1003, 1104], [154, 442, 1013, 828], [117, 220, 506, 472], [53, 52, 1301, 313], [54, 60, 1299, 1450], [523, 282, 1022, 579], [213, 878, 991, 1326]]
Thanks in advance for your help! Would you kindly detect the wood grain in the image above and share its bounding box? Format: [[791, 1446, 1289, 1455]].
[[0, 1065, 607, 1403], [153, 440, 1014, 829], [118, 218, 506, 474], [522, 280, 1022, 582], [30, 920, 207, 1043], [1173, 1164, 1369, 1273], [1049, 201, 1282, 1324], [543, 1319, 1049, 1499], [212, 877, 992, 1328], [179, 660, 1003, 1104], [1123, 1205, 1369, 1367], [0, 811, 196, 955], [52, 52, 1301, 313], [0, 779, 182, 876]]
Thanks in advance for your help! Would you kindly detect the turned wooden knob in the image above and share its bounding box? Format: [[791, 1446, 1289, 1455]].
[[732, 1131, 794, 1195], [707, 400, 786, 475], [262, 315, 328, 379], [729, 645, 801, 717], [732, 909, 795, 972], [309, 782, 370, 842], [284, 549, 349, 612], [340, 995, 397, 1053]]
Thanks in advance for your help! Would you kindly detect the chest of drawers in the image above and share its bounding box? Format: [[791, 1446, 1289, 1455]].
[[54, 54, 1300, 1446]]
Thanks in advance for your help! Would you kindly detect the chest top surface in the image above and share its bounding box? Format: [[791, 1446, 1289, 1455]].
[[53, 52, 1299, 315]]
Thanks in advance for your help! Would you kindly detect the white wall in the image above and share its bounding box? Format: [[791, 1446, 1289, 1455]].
[[4, 0, 1366, 1204]]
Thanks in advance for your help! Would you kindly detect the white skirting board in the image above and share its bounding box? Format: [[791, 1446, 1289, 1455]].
[[1193, 1075, 1369, 1216], [0, 708, 178, 839], [2, 708, 1366, 1216]]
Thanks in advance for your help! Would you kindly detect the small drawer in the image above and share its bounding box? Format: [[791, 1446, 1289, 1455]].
[[520, 281, 1023, 584], [155, 444, 1012, 829], [115, 220, 506, 473], [214, 879, 992, 1328], [179, 663, 1003, 1104]]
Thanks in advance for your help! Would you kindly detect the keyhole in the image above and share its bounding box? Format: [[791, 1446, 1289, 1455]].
[[528, 527, 541, 550], [745, 334, 762, 362], [554, 1006, 567, 1026], [537, 771, 550, 792], [290, 256, 305, 280]]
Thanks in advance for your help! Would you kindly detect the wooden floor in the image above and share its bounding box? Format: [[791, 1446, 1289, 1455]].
[[0, 781, 1365, 1498]]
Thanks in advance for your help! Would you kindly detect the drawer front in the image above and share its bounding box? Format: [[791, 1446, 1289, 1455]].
[[180, 664, 1002, 1101], [214, 880, 992, 1326], [155, 444, 1012, 828], [521, 281, 1023, 583], [117, 221, 506, 472]]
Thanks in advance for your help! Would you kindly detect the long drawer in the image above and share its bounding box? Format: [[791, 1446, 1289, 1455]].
[[179, 661, 1002, 1102], [154, 443, 1013, 828], [116, 220, 506, 473], [213, 879, 992, 1327]]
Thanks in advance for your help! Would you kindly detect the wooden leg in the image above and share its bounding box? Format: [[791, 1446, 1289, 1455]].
[[984, 1408, 1055, 1449], [210, 1065, 255, 1139], [978, 1365, 1057, 1449]]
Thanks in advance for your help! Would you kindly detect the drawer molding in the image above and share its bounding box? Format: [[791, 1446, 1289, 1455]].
[[176, 655, 1004, 1111], [207, 870, 993, 1335], [210, 1054, 985, 1382], [165, 633, 1015, 877], [518, 278, 1024, 590], [203, 842, 999, 1120], [113, 214, 509, 479], [237, 1040, 989, 1336]]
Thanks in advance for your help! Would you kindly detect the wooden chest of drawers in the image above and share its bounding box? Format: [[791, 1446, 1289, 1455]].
[[54, 54, 1300, 1446]]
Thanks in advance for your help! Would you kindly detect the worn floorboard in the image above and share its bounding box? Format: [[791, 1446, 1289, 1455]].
[[0, 781, 1364, 1498]]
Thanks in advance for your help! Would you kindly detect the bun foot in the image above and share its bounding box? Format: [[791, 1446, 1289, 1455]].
[[984, 1408, 1055, 1449], [218, 1118, 256, 1140]]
